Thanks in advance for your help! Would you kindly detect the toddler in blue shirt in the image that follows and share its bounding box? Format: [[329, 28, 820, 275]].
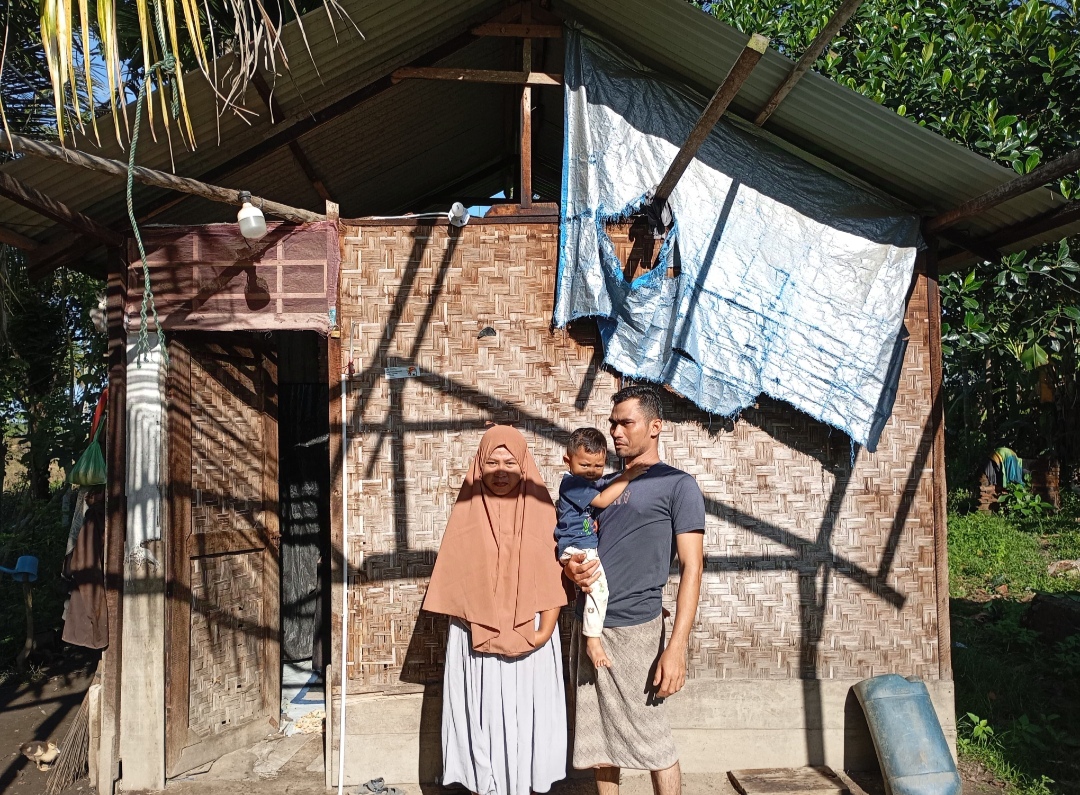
[[556, 427, 648, 668]]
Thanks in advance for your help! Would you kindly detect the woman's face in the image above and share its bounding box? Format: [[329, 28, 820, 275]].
[[481, 445, 522, 496]]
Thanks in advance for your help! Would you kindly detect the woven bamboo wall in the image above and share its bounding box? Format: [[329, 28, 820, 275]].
[[337, 220, 940, 692]]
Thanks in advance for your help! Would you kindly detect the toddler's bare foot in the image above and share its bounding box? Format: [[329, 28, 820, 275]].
[[586, 636, 611, 668]]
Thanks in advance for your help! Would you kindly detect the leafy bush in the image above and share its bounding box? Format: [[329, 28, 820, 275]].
[[998, 476, 1056, 519]]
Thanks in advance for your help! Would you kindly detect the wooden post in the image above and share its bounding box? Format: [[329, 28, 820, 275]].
[[0, 131, 324, 224], [652, 33, 769, 209], [927, 146, 1080, 233], [99, 254, 128, 795], [923, 240, 953, 680], [520, 5, 533, 209], [753, 0, 864, 127], [15, 581, 33, 672], [0, 172, 125, 247]]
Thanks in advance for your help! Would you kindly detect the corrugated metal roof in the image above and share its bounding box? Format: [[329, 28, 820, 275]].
[[558, 0, 1080, 256], [2, 0, 1077, 266]]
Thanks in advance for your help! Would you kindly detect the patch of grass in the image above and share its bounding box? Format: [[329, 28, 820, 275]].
[[948, 512, 1077, 598], [950, 507, 1080, 793]]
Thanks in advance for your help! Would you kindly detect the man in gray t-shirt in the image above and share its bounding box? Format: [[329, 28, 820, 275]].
[[564, 386, 705, 795]]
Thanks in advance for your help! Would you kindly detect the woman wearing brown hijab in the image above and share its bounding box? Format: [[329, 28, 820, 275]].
[[424, 425, 569, 795]]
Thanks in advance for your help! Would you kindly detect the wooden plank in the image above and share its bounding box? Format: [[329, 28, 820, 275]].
[[0, 131, 324, 224], [484, 201, 558, 217], [0, 223, 41, 251], [327, 335, 343, 716], [0, 172, 125, 247], [520, 6, 533, 209], [100, 256, 128, 795], [471, 22, 562, 37], [727, 767, 849, 795], [344, 210, 558, 225], [186, 530, 263, 558], [939, 200, 1080, 270], [391, 67, 562, 86], [653, 33, 769, 208], [259, 341, 281, 726], [923, 245, 953, 680], [164, 337, 192, 775], [753, 0, 864, 127], [927, 146, 1080, 233]]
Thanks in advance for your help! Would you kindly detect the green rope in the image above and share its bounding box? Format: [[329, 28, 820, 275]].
[[128, 2, 179, 367]]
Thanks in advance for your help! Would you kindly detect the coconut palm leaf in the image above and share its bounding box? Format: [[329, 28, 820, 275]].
[[2, 0, 357, 150]]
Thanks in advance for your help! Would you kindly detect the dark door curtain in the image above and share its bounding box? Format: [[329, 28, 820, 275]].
[[279, 383, 331, 663]]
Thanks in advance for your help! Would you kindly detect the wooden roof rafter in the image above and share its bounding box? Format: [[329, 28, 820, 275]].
[[0, 172, 125, 249], [753, 0, 866, 127], [20, 28, 488, 277], [251, 71, 335, 204]]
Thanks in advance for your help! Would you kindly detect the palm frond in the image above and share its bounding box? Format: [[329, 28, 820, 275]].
[[2, 0, 359, 152]]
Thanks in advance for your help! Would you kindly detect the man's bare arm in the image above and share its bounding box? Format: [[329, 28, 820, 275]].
[[653, 530, 704, 698]]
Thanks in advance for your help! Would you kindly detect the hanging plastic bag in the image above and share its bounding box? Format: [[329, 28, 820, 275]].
[[70, 420, 106, 486]]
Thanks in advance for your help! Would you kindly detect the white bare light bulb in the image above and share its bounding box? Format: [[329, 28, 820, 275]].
[[237, 191, 267, 239], [448, 201, 470, 227]]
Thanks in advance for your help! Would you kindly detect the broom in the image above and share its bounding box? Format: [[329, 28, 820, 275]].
[[46, 690, 90, 795]]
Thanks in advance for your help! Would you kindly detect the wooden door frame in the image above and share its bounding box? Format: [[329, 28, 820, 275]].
[[164, 332, 281, 777]]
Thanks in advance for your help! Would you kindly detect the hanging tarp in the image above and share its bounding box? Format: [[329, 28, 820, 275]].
[[555, 28, 921, 449]]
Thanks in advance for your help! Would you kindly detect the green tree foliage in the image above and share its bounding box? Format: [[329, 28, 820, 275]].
[[697, 0, 1080, 481], [0, 247, 106, 500]]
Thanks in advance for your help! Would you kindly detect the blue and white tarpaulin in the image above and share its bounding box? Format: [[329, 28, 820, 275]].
[[555, 29, 922, 450]]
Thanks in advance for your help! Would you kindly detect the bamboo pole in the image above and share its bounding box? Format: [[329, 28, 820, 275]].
[[0, 131, 324, 224]]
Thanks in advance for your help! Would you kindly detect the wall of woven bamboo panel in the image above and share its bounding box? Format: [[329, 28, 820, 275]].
[[337, 220, 940, 692]]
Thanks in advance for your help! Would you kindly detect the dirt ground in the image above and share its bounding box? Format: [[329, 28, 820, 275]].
[[0, 650, 98, 795]]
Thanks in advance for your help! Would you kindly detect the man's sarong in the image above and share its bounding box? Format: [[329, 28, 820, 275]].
[[569, 614, 678, 771]]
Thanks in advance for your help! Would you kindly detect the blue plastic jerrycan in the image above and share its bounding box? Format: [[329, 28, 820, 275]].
[[853, 674, 962, 795]]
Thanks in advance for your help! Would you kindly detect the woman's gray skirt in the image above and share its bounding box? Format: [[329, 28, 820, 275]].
[[441, 618, 568, 795]]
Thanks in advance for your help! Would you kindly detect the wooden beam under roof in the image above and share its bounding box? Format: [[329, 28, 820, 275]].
[[22, 30, 485, 276], [520, 3, 534, 208], [0, 223, 42, 252], [1, 132, 323, 224], [927, 146, 1080, 233], [471, 23, 562, 38], [0, 172, 125, 248], [938, 201, 1080, 270], [391, 67, 562, 86], [754, 0, 865, 127], [653, 33, 769, 209], [251, 71, 334, 204]]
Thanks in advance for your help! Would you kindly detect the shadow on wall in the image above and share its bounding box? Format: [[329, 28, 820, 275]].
[[154, 223, 935, 776]]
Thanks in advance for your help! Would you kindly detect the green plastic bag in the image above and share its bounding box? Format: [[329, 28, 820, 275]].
[[70, 421, 106, 486]]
